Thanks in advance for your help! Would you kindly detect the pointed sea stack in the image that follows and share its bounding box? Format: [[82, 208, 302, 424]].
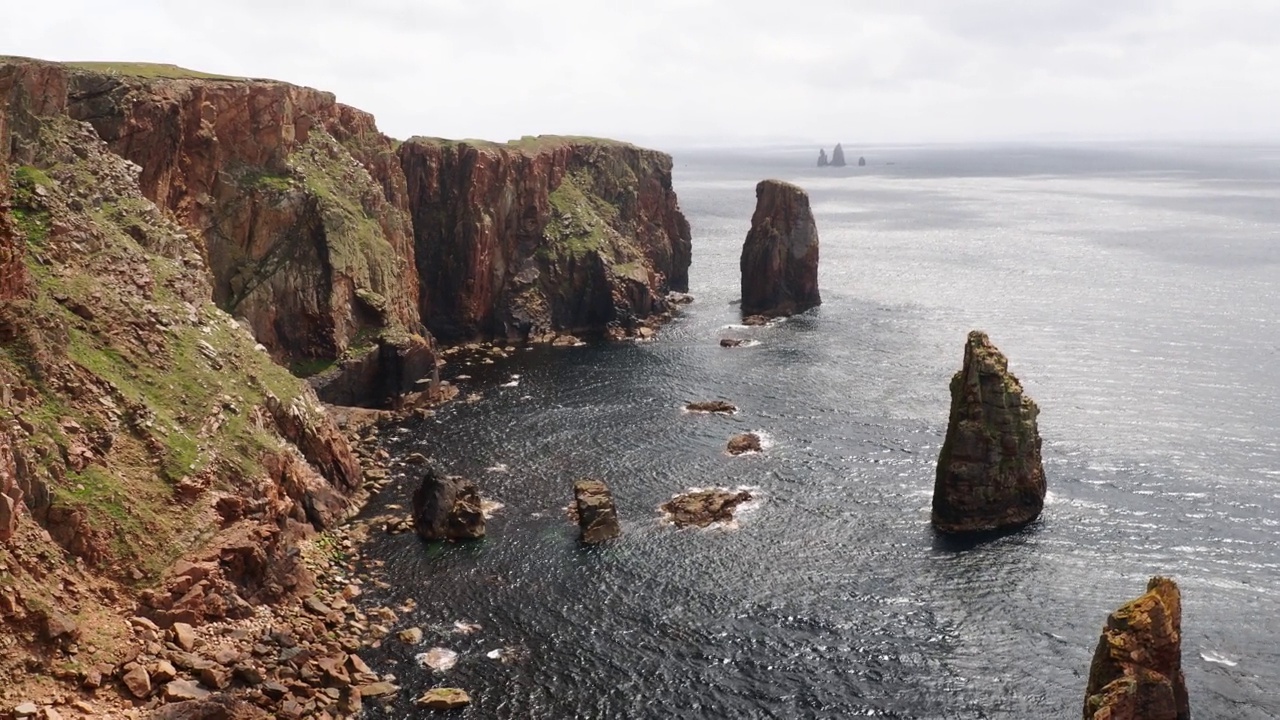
[[573, 479, 622, 544], [817, 149, 829, 167], [931, 331, 1045, 534], [830, 143, 847, 167], [739, 180, 821, 318], [1083, 577, 1190, 720]]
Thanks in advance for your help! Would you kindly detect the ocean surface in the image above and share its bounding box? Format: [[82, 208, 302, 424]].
[[356, 144, 1280, 718]]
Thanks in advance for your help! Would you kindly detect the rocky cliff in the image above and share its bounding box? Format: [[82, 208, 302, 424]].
[[739, 179, 821, 317], [0, 57, 387, 709], [62, 62, 422, 367], [399, 136, 692, 342], [932, 331, 1046, 534], [1084, 577, 1190, 720]]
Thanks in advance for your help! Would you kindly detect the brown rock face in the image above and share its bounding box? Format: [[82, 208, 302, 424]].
[[661, 489, 754, 528], [1084, 577, 1190, 720], [64, 69, 422, 366], [307, 332, 440, 409], [573, 479, 622, 544], [412, 467, 485, 540], [726, 433, 762, 455], [740, 180, 820, 318], [932, 331, 1045, 534], [400, 137, 692, 342]]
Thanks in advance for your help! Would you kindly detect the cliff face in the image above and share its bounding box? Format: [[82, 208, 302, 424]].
[[61, 65, 421, 365], [740, 179, 821, 317], [399, 136, 692, 342], [932, 331, 1046, 534], [1084, 577, 1190, 720], [0, 56, 369, 690]]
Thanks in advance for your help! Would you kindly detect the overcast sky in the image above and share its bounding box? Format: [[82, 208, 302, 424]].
[[6, 1, 1280, 146]]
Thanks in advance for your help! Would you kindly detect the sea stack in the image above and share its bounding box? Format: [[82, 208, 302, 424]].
[[830, 143, 847, 167], [931, 331, 1045, 534], [412, 466, 486, 540], [739, 180, 821, 318], [817, 149, 829, 167], [573, 479, 622, 544], [858, 156, 866, 167], [1083, 577, 1190, 720]]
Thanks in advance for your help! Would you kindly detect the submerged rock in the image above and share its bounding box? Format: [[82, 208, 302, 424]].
[[726, 433, 762, 455], [932, 331, 1045, 534], [740, 180, 821, 318], [412, 466, 486, 540], [416, 688, 471, 710], [741, 315, 770, 326], [719, 338, 745, 348], [573, 479, 622, 544], [685, 400, 737, 414], [662, 489, 754, 528], [1084, 577, 1189, 720]]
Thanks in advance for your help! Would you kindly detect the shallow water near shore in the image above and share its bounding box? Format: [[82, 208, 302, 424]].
[[356, 144, 1280, 718]]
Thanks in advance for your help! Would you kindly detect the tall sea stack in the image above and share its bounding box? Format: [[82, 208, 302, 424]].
[[739, 180, 821, 318], [1084, 577, 1190, 720], [830, 143, 847, 167], [932, 331, 1045, 534]]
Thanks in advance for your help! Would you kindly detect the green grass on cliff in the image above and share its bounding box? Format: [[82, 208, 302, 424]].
[[404, 135, 637, 155], [9, 165, 53, 245], [63, 61, 242, 80], [542, 171, 614, 260]]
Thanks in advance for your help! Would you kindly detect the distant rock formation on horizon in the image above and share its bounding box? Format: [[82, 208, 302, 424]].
[[932, 331, 1046, 534], [739, 180, 821, 318], [858, 156, 866, 167], [1084, 577, 1190, 720], [831, 143, 847, 167], [817, 148, 829, 167]]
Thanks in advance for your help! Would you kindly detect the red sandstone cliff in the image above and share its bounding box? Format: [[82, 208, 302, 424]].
[[63, 67, 421, 365], [399, 136, 692, 341]]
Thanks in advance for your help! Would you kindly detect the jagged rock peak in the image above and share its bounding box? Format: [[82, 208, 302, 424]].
[[817, 148, 829, 167], [1084, 577, 1190, 720], [931, 331, 1045, 534], [830, 143, 847, 167], [739, 179, 821, 318]]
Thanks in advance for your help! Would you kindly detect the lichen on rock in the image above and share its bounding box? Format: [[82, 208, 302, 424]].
[[931, 330, 1045, 534]]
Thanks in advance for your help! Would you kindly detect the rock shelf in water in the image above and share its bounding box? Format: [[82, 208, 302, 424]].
[[662, 489, 755, 527]]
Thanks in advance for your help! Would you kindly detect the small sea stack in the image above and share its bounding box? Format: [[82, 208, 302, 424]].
[[412, 466, 486, 540], [739, 180, 821, 318], [830, 143, 847, 167], [573, 479, 622, 544], [662, 489, 754, 528], [932, 331, 1045, 534], [1084, 577, 1190, 720], [817, 148, 829, 167], [727, 432, 762, 455], [858, 156, 866, 167]]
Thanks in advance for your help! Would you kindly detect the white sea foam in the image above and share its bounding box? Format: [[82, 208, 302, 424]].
[[1200, 650, 1238, 667], [486, 463, 509, 473]]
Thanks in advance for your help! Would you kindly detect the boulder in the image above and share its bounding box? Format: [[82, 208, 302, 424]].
[[661, 489, 753, 528], [719, 338, 745, 348], [412, 466, 485, 540], [573, 479, 622, 544], [726, 433, 762, 455], [1083, 577, 1189, 720], [163, 679, 211, 703], [740, 180, 821, 318], [416, 688, 471, 710], [931, 331, 1045, 534], [685, 400, 737, 414], [121, 663, 151, 698], [148, 695, 270, 719]]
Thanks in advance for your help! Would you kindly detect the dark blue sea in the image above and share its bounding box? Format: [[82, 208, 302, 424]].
[[356, 144, 1280, 718]]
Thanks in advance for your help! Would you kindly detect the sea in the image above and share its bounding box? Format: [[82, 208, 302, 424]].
[[355, 144, 1280, 719]]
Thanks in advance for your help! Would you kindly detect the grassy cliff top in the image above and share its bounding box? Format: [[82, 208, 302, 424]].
[[403, 134, 642, 154], [62, 61, 244, 80]]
